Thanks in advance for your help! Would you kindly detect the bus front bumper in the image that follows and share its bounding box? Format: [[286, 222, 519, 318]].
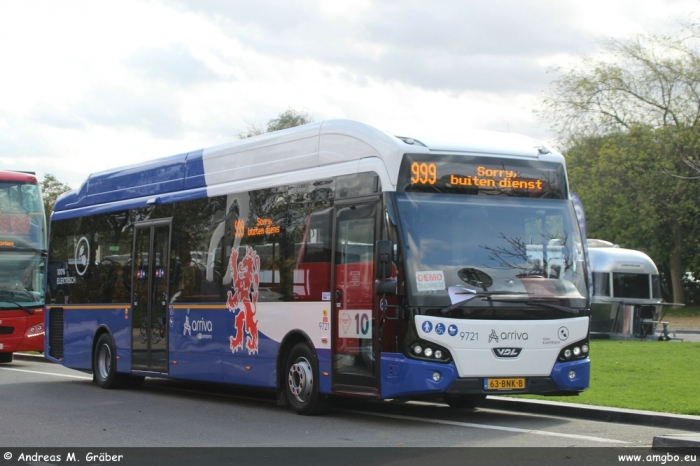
[[380, 353, 589, 399], [446, 358, 590, 396]]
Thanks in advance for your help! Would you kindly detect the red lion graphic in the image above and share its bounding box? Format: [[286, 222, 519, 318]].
[[226, 246, 260, 355]]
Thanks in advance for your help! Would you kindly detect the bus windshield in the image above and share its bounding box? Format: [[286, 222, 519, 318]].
[[0, 252, 45, 307], [395, 193, 587, 311], [0, 180, 46, 308]]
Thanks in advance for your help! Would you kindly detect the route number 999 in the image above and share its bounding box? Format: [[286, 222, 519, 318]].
[[411, 162, 437, 185]]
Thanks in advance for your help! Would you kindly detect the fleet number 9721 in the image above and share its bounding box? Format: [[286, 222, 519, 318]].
[[460, 331, 478, 341]]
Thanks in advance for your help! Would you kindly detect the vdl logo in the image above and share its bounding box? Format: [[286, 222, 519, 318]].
[[492, 348, 523, 358]]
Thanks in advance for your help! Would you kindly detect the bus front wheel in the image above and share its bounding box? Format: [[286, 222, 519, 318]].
[[93, 334, 126, 389], [285, 343, 328, 415]]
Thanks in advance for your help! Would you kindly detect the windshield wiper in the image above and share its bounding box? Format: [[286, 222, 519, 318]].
[[0, 302, 35, 315], [484, 298, 580, 316], [440, 288, 529, 315]]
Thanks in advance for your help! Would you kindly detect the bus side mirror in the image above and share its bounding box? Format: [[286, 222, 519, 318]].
[[375, 240, 397, 296], [375, 278, 397, 295], [375, 240, 393, 280]]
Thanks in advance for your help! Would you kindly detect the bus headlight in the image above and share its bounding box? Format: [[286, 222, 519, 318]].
[[558, 339, 590, 362], [408, 341, 451, 363]]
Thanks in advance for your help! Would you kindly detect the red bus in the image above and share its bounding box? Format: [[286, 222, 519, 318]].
[[0, 170, 47, 362]]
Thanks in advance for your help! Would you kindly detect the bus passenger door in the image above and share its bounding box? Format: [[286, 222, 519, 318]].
[[131, 220, 171, 373], [332, 201, 379, 395]]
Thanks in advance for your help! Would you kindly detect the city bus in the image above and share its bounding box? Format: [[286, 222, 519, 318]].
[[44, 120, 590, 414], [0, 170, 47, 363]]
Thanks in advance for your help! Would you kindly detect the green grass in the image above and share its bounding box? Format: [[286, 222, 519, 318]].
[[511, 340, 700, 416], [662, 305, 700, 318]]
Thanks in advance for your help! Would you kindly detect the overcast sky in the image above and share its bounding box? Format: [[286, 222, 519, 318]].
[[1, 0, 697, 187]]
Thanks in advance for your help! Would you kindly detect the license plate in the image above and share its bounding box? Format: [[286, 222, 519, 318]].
[[484, 378, 526, 390]]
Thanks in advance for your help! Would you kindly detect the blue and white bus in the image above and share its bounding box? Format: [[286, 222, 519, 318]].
[[45, 120, 590, 414]]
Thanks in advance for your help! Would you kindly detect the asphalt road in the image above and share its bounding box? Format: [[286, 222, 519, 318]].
[[0, 358, 697, 452]]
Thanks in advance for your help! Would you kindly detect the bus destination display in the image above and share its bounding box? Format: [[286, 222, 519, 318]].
[[399, 154, 566, 198]]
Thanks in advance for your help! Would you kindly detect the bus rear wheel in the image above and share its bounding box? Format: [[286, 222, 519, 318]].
[[285, 343, 328, 415], [443, 394, 485, 409], [0, 353, 12, 363], [93, 333, 126, 389]]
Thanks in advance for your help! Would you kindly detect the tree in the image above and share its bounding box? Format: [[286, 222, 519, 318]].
[[41, 173, 72, 215], [237, 108, 314, 139], [538, 26, 700, 304], [566, 129, 700, 298], [539, 26, 700, 138]]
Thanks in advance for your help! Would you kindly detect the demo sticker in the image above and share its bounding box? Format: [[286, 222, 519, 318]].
[[415, 270, 445, 292]]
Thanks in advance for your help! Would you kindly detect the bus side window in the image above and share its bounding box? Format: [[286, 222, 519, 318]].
[[170, 196, 227, 303], [294, 208, 332, 301]]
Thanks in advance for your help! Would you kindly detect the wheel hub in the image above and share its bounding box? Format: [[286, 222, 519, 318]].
[[98, 344, 111, 380], [288, 357, 313, 402]]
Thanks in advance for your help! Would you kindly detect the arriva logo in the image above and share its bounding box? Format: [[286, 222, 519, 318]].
[[492, 348, 523, 358], [488, 329, 499, 343], [183, 313, 213, 340], [489, 330, 529, 343]]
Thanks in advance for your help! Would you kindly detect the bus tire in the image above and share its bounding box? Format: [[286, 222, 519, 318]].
[[0, 353, 12, 363], [443, 394, 485, 409], [93, 333, 126, 389], [285, 343, 328, 415]]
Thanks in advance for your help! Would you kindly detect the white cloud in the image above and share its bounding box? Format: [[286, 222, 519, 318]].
[[0, 0, 698, 188]]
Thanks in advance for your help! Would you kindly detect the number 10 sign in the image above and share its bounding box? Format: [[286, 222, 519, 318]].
[[339, 311, 372, 339]]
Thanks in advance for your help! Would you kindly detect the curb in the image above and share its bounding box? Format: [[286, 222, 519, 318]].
[[652, 434, 700, 451], [481, 396, 700, 432], [482, 397, 700, 451]]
